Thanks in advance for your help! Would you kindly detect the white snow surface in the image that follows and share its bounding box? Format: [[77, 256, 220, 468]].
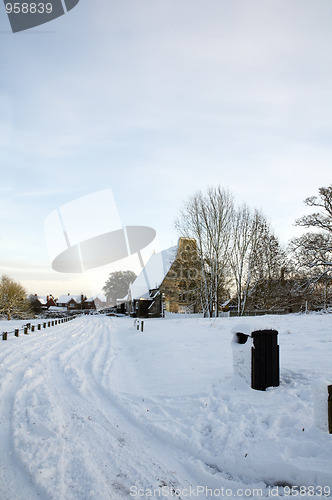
[[0, 313, 332, 499]]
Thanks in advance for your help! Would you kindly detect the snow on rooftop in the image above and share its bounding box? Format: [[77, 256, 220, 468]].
[[116, 293, 128, 304], [129, 246, 177, 300], [87, 293, 106, 303], [58, 294, 83, 304]]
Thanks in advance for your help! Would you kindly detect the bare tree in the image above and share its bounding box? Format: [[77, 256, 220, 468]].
[[229, 206, 267, 315], [289, 232, 332, 309], [175, 186, 234, 317], [291, 185, 332, 309], [247, 229, 289, 311], [230, 206, 288, 314], [295, 185, 332, 233]]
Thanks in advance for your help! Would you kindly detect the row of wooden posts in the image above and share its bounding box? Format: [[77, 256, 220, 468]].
[[1, 316, 76, 341]]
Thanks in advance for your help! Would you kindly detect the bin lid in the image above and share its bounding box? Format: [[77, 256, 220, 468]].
[[251, 329, 278, 337], [232, 332, 250, 344]]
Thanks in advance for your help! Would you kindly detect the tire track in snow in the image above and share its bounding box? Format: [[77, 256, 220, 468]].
[[0, 319, 85, 500], [0, 361, 46, 500], [47, 316, 194, 497], [0, 318, 100, 499], [2, 315, 242, 498], [1, 316, 195, 498], [60, 317, 235, 495]]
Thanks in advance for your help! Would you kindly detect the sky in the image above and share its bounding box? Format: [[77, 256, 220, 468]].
[[0, 0, 332, 297]]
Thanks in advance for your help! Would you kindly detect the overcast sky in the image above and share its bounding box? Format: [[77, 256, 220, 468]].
[[1, 0, 332, 296]]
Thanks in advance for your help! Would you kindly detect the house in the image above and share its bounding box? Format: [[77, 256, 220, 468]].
[[82, 298, 96, 311], [34, 294, 56, 310], [88, 294, 107, 310], [120, 238, 201, 318], [57, 294, 87, 311]]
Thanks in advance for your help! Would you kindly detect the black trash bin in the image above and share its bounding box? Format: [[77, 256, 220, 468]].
[[251, 329, 279, 391]]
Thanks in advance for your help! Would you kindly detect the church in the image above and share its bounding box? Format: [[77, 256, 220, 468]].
[[117, 238, 201, 318]]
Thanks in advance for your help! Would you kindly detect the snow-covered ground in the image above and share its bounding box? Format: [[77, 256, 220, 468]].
[[0, 313, 332, 499]]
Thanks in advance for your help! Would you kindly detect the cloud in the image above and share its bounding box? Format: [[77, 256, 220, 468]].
[[1, 0, 332, 290]]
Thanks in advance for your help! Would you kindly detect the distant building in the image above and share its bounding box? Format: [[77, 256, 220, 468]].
[[86, 294, 107, 310], [160, 238, 201, 314], [118, 238, 201, 318], [34, 294, 56, 311], [55, 293, 107, 312], [57, 294, 87, 311]]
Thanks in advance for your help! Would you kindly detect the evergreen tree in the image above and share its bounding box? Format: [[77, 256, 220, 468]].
[[102, 270, 137, 305]]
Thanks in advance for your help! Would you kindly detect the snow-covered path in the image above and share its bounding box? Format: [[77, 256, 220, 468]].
[[1, 314, 332, 499], [0, 316, 199, 499]]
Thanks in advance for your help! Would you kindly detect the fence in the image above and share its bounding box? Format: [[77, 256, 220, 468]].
[[221, 309, 288, 318], [1, 316, 77, 341]]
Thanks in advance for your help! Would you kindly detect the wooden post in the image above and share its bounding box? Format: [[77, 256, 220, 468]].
[[328, 385, 332, 434], [2, 332, 7, 341], [51, 321, 54, 326], [15, 329, 19, 337], [43, 323, 46, 328], [24, 327, 28, 335], [137, 322, 139, 330], [31, 325, 35, 332], [141, 321, 144, 332], [37, 324, 41, 330]]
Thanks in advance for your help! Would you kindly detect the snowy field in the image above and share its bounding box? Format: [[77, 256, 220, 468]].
[[0, 313, 332, 499]]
